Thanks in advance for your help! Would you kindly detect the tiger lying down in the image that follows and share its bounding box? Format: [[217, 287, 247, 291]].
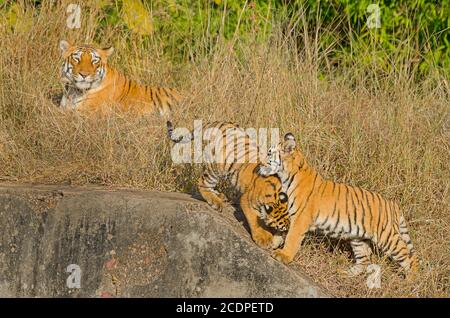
[[59, 40, 181, 115], [167, 120, 290, 250], [257, 133, 418, 278]]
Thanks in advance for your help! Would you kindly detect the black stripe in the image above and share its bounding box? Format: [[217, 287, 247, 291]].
[[319, 182, 327, 196], [286, 172, 298, 193], [383, 231, 396, 252], [313, 211, 320, 225], [332, 204, 340, 233], [149, 87, 157, 106], [346, 186, 353, 234], [356, 188, 365, 228], [154, 89, 163, 107], [289, 197, 301, 216], [366, 191, 374, 229], [375, 193, 383, 239], [121, 80, 131, 101], [394, 255, 408, 262], [161, 87, 170, 98], [320, 215, 330, 227], [343, 185, 350, 233], [381, 196, 389, 236], [350, 189, 359, 236]]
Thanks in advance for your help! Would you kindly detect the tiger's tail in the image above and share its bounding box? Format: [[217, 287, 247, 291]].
[[166, 121, 194, 144]]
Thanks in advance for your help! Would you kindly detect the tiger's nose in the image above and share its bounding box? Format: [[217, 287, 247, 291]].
[[79, 72, 89, 78]]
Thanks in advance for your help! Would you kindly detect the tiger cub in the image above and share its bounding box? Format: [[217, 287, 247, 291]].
[[258, 133, 418, 277], [59, 40, 181, 115], [167, 120, 290, 248]]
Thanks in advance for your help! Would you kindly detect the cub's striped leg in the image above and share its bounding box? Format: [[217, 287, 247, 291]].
[[240, 193, 275, 249], [347, 240, 373, 277], [198, 171, 228, 212], [399, 216, 418, 275], [377, 230, 416, 276]]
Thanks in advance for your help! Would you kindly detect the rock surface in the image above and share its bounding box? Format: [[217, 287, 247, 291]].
[[0, 183, 329, 297]]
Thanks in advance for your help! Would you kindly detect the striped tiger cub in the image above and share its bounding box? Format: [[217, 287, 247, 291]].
[[257, 133, 418, 277], [59, 40, 181, 115], [167, 120, 290, 249]]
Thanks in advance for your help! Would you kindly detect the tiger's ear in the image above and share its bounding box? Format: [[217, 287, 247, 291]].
[[283, 133, 296, 153], [102, 46, 114, 58], [59, 40, 72, 55], [279, 192, 288, 203]]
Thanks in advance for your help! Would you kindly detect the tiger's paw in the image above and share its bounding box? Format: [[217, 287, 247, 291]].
[[217, 193, 229, 203], [400, 268, 418, 281], [209, 200, 228, 213], [272, 249, 293, 265], [403, 262, 419, 281], [338, 264, 367, 278], [271, 235, 284, 250], [404, 272, 418, 282], [252, 231, 274, 249]]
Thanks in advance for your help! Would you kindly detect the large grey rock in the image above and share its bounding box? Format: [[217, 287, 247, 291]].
[[0, 183, 329, 297]]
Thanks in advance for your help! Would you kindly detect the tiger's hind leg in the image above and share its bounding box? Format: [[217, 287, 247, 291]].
[[398, 216, 419, 275], [379, 231, 417, 279], [198, 171, 228, 212], [341, 240, 373, 277]]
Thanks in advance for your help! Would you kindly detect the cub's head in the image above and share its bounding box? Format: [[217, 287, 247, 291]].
[[260, 191, 290, 232], [257, 133, 304, 178], [59, 40, 114, 90]]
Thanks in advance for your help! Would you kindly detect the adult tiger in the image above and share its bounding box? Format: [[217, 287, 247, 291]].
[[258, 133, 418, 277], [59, 40, 181, 115], [167, 120, 290, 248]]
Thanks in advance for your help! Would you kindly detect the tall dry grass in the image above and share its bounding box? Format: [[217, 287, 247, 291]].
[[0, 2, 448, 297]]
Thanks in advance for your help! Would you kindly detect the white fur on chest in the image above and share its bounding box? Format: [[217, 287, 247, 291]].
[[60, 86, 84, 109]]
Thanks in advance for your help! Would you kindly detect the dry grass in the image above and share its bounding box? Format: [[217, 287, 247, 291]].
[[0, 2, 448, 297]]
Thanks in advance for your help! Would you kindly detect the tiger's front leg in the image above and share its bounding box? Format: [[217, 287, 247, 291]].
[[272, 212, 312, 264], [239, 194, 274, 249], [198, 172, 228, 212]]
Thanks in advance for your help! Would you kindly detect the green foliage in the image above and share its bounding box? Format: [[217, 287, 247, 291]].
[[97, 0, 450, 74], [286, 0, 450, 74], [0, 0, 448, 75]]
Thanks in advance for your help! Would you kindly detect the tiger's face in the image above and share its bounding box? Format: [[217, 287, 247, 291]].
[[260, 192, 290, 232], [257, 133, 304, 179], [59, 40, 114, 91]]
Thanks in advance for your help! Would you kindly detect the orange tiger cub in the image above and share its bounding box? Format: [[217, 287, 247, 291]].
[[167, 120, 290, 249], [59, 40, 181, 115], [258, 133, 418, 278]]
